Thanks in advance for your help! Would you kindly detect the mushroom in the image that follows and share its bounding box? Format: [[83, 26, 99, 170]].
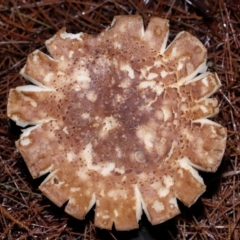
[[7, 15, 227, 230]]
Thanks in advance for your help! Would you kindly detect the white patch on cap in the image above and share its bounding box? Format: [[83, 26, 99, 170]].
[[152, 200, 164, 212], [160, 70, 168, 78], [33, 50, 40, 62], [76, 75, 91, 88], [121, 175, 126, 182], [177, 62, 184, 70], [115, 147, 122, 158], [163, 175, 174, 188], [158, 187, 169, 198], [115, 94, 124, 103], [120, 64, 135, 79], [68, 50, 74, 58], [63, 126, 69, 134], [161, 107, 172, 121], [57, 71, 65, 76], [82, 143, 99, 170], [67, 152, 75, 162], [75, 68, 91, 89], [118, 78, 131, 88], [20, 138, 31, 146], [101, 162, 115, 176], [114, 42, 122, 49], [158, 175, 174, 197], [86, 91, 97, 102], [139, 80, 156, 90], [155, 109, 164, 121], [100, 116, 119, 137], [76, 169, 89, 180], [70, 187, 80, 192], [136, 126, 155, 149], [114, 209, 119, 217], [108, 189, 127, 201], [138, 81, 164, 95], [44, 72, 54, 83], [171, 47, 178, 58], [147, 72, 158, 80], [81, 112, 90, 119]]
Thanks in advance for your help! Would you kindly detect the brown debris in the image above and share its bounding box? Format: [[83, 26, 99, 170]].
[[0, 0, 240, 239]]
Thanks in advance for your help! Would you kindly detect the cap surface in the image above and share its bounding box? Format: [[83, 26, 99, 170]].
[[7, 15, 227, 230]]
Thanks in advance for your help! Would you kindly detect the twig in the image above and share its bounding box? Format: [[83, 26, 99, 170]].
[[0, 204, 29, 232]]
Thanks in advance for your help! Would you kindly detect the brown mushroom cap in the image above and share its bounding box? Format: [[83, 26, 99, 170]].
[[7, 15, 227, 230]]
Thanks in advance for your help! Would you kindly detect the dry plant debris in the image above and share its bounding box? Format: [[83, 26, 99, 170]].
[[0, 0, 240, 239], [7, 14, 227, 231]]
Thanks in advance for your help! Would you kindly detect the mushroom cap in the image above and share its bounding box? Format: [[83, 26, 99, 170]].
[[7, 15, 227, 230]]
